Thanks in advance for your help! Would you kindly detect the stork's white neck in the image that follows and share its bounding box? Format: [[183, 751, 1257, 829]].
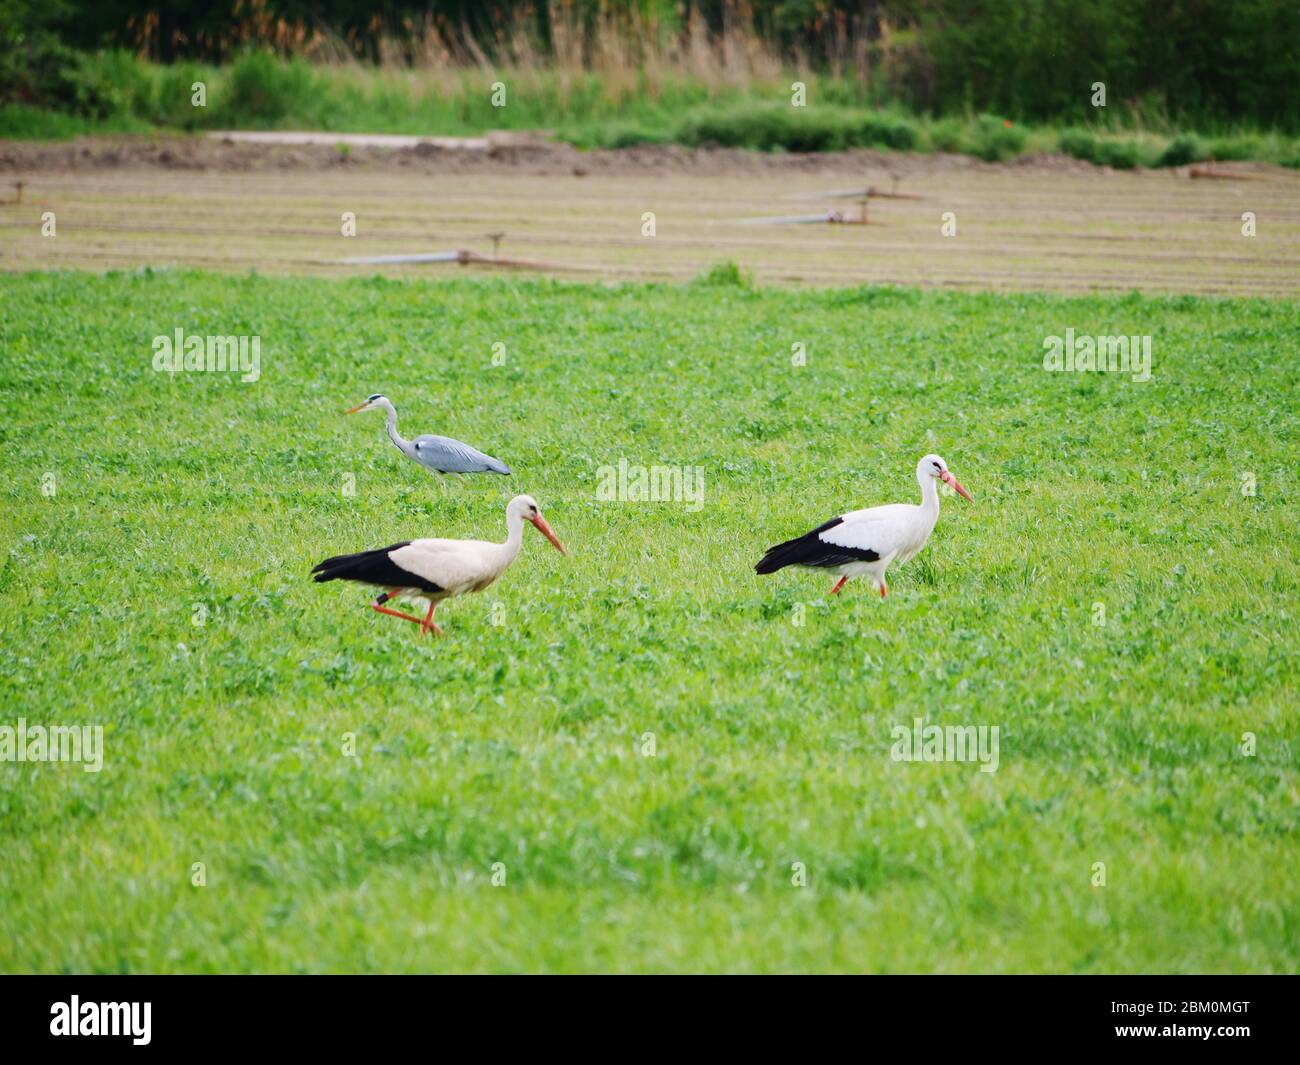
[[917, 468, 940, 513], [499, 507, 526, 565]]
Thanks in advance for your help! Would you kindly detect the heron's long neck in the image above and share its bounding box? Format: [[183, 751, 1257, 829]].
[[382, 404, 413, 456], [918, 471, 940, 515]]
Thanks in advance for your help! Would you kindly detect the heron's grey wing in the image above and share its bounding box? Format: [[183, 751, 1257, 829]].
[[410, 434, 512, 475]]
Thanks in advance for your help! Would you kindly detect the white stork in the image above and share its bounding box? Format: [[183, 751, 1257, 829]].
[[755, 453, 972, 598], [311, 494, 565, 636]]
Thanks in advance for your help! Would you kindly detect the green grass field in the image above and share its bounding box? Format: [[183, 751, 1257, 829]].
[[1, 269, 1297, 973]]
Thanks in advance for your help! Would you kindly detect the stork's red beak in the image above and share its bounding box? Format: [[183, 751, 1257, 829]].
[[344, 402, 368, 415], [530, 513, 567, 555], [941, 470, 973, 502]]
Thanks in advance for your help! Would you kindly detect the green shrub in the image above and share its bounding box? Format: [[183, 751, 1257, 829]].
[[1157, 134, 1206, 167], [969, 114, 1025, 162], [1207, 136, 1259, 162], [1058, 128, 1097, 161], [1094, 138, 1140, 169], [149, 63, 211, 129], [0, 102, 84, 137], [675, 106, 749, 149], [847, 112, 919, 150], [673, 103, 918, 154], [1057, 129, 1139, 168], [217, 51, 319, 126], [0, 0, 80, 111], [677, 104, 814, 151], [600, 122, 673, 149], [693, 260, 753, 288], [927, 117, 967, 153], [70, 50, 154, 120]]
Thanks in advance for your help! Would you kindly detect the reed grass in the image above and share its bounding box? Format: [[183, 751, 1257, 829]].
[[4, 8, 1298, 168]]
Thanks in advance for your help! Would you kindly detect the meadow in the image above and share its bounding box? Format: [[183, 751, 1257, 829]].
[[0, 268, 1297, 972]]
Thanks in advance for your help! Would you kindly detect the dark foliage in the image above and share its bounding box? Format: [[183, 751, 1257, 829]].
[[4, 1, 1297, 131]]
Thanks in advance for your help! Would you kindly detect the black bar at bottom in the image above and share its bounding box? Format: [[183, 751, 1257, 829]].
[[0, 974, 1293, 1052]]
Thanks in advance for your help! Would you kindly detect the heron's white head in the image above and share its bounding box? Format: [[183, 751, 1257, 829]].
[[918, 453, 973, 501], [508, 494, 567, 555], [345, 393, 393, 415]]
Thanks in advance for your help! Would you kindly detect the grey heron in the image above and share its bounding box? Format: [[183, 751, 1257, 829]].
[[346, 394, 512, 476]]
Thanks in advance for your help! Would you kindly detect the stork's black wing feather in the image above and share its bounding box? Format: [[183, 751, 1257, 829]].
[[311, 542, 444, 594], [755, 516, 880, 574]]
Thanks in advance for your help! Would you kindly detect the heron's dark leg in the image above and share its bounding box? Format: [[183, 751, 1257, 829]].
[[371, 590, 424, 626]]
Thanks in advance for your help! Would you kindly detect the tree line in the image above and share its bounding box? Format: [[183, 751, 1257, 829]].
[[4, 0, 1297, 130]]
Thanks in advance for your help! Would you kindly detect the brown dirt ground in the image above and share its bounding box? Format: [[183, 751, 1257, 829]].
[[1, 134, 1297, 295], [0, 132, 1106, 177]]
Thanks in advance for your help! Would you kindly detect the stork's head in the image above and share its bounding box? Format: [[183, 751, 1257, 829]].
[[345, 393, 391, 415], [509, 494, 567, 555], [919, 453, 973, 501]]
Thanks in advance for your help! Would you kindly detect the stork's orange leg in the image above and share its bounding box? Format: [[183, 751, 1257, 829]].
[[371, 591, 424, 627], [372, 603, 425, 625], [421, 600, 445, 637], [830, 576, 849, 595]]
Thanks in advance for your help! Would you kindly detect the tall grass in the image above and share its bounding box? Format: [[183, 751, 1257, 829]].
[[3, 7, 1299, 168]]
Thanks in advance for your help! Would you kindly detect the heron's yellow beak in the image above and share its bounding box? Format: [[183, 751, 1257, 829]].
[[530, 513, 567, 555], [344, 402, 369, 415]]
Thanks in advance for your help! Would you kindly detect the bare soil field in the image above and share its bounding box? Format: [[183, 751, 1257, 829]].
[[2, 134, 1298, 295]]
